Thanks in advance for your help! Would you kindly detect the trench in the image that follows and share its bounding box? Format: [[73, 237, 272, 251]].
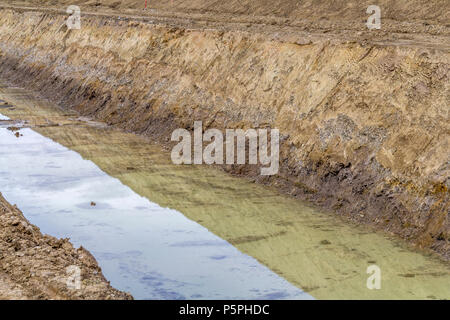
[[0, 84, 449, 300]]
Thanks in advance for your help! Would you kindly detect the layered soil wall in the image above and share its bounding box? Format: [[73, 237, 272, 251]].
[[0, 7, 448, 258]]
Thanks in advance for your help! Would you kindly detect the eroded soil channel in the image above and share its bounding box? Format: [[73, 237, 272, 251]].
[[0, 84, 449, 300]]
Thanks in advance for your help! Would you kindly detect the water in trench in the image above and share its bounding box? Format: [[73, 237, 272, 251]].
[[0, 113, 311, 300], [0, 85, 449, 300]]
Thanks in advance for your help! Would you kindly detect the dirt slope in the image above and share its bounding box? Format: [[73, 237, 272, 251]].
[[0, 193, 133, 299], [0, 3, 448, 260]]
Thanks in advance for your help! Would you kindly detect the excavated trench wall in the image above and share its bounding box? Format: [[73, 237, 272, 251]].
[[0, 8, 448, 257]]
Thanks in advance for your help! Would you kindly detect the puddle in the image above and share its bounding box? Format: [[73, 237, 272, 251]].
[[0, 85, 449, 300]]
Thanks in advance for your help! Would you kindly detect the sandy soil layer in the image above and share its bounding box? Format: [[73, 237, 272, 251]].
[[0, 193, 133, 300]]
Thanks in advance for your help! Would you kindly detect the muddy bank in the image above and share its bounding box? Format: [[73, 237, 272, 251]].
[[0, 7, 448, 259], [0, 193, 133, 299]]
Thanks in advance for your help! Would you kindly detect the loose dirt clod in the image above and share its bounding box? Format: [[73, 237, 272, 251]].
[[6, 126, 19, 132]]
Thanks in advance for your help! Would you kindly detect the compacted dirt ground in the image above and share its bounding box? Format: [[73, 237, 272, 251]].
[[1, 0, 449, 50], [0, 193, 132, 299]]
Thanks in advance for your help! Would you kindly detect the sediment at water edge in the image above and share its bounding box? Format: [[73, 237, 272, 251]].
[[0, 5, 448, 260], [0, 193, 133, 300]]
